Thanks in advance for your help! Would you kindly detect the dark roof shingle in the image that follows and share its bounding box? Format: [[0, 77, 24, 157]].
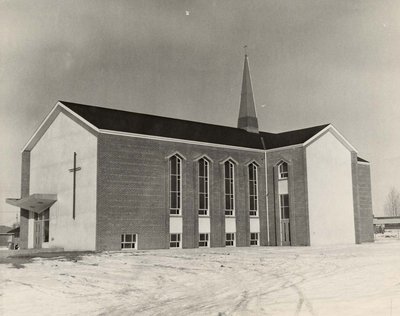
[[61, 101, 329, 150], [357, 157, 369, 163]]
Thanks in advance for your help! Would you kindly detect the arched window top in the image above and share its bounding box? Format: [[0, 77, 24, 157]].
[[225, 159, 235, 166], [170, 154, 182, 161], [198, 157, 210, 168], [245, 159, 260, 167], [248, 161, 258, 168], [166, 151, 186, 161], [248, 162, 257, 178], [195, 154, 213, 163], [278, 161, 288, 179], [224, 160, 235, 178], [220, 157, 238, 165], [170, 155, 182, 174]]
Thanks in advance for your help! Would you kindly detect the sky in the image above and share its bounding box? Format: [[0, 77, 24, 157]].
[[1, 0, 400, 225]]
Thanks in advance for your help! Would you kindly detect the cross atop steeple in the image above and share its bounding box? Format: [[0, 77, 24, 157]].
[[237, 52, 259, 133]]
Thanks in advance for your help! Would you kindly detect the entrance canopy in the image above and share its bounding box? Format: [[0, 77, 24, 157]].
[[6, 194, 57, 214]]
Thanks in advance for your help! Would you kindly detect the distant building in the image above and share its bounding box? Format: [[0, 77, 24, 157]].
[[0, 225, 14, 248], [373, 216, 400, 230], [6, 55, 374, 251], [7, 226, 20, 249]]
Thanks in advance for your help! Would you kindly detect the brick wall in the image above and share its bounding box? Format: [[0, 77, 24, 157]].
[[19, 150, 30, 249], [266, 147, 309, 246], [351, 152, 362, 244], [96, 134, 266, 251], [357, 163, 374, 242]]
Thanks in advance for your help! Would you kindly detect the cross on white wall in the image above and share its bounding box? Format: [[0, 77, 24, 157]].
[[68, 152, 81, 219]]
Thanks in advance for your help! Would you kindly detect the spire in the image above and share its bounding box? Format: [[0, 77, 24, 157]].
[[237, 53, 259, 133]]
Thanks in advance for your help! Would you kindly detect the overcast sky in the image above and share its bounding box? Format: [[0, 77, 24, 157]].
[[1, 0, 400, 225]]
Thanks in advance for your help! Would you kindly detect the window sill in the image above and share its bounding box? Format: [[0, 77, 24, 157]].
[[170, 214, 182, 217], [198, 214, 210, 218], [249, 215, 259, 218], [225, 215, 236, 218]]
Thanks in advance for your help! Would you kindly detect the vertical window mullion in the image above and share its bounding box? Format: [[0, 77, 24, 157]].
[[198, 158, 209, 216], [248, 164, 258, 216], [121, 233, 137, 249], [170, 155, 182, 215], [224, 161, 235, 216], [280, 194, 290, 219]]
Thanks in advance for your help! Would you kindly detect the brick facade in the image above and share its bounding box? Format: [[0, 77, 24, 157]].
[[351, 152, 362, 244], [17, 111, 375, 251], [357, 163, 374, 242], [266, 147, 310, 246], [95, 135, 374, 250], [96, 134, 267, 251]]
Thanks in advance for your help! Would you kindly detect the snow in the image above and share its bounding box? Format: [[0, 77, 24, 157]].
[[1, 240, 400, 316]]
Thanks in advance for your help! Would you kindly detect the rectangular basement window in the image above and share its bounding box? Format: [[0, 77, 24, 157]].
[[199, 233, 209, 247], [250, 233, 259, 246], [170, 233, 181, 248], [121, 233, 137, 250], [225, 233, 235, 247]]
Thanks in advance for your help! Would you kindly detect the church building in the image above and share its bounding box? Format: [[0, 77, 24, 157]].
[[6, 55, 374, 251]]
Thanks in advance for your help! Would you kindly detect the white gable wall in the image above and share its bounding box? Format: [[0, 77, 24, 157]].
[[30, 112, 97, 251], [306, 131, 355, 245]]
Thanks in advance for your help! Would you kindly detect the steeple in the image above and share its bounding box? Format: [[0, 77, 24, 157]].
[[237, 53, 259, 133]]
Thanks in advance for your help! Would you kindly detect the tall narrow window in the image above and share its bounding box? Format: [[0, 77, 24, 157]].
[[170, 155, 182, 215], [198, 158, 209, 216], [248, 163, 258, 216], [278, 162, 288, 179], [224, 160, 235, 216], [280, 194, 290, 219]]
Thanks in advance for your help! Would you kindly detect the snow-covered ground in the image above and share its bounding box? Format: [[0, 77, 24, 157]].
[[1, 239, 400, 316]]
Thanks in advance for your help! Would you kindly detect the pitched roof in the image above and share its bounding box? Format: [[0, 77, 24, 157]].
[[0, 225, 13, 234], [7, 227, 20, 234], [61, 101, 329, 150], [260, 124, 330, 150], [357, 157, 369, 163]]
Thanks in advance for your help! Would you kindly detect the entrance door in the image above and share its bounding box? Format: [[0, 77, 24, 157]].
[[34, 214, 42, 249], [281, 219, 291, 246]]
